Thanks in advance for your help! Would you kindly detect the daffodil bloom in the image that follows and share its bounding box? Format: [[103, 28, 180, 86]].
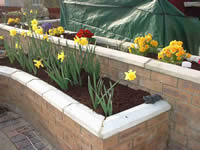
[[20, 31, 26, 37], [7, 18, 15, 25], [31, 19, 38, 26], [57, 51, 65, 62], [23, 12, 27, 16], [74, 36, 80, 44], [79, 38, 88, 46], [30, 9, 33, 14], [27, 31, 32, 37], [35, 27, 43, 35], [15, 18, 20, 24], [43, 34, 49, 41], [0, 36, 4, 40], [10, 29, 17, 37], [15, 42, 21, 49], [124, 70, 136, 81], [32, 24, 38, 31], [33, 59, 44, 69]]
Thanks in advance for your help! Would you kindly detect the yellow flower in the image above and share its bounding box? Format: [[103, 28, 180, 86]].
[[15, 42, 21, 49], [33, 59, 44, 69], [20, 31, 26, 37], [128, 47, 132, 53], [35, 10, 38, 14], [186, 53, 191, 58], [57, 51, 65, 62], [7, 18, 15, 25], [32, 24, 38, 31], [43, 34, 49, 41], [35, 27, 43, 35], [144, 45, 150, 50], [130, 44, 135, 49], [15, 18, 20, 24], [23, 12, 27, 16], [177, 56, 182, 61], [0, 36, 4, 40], [48, 29, 55, 36], [150, 40, 158, 47], [31, 19, 38, 26], [30, 9, 33, 14], [139, 47, 146, 52], [124, 70, 136, 81], [158, 52, 163, 60], [79, 37, 88, 46], [57, 26, 64, 34], [27, 30, 32, 37], [74, 36, 80, 44], [10, 29, 17, 37]]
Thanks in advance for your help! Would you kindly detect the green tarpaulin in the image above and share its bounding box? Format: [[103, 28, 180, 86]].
[[60, 0, 200, 55]]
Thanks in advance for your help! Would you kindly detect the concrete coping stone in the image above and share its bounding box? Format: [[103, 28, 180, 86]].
[[0, 66, 171, 139], [1, 23, 200, 86]]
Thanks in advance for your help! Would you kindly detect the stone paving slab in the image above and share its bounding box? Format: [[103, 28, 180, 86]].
[[0, 110, 56, 150]]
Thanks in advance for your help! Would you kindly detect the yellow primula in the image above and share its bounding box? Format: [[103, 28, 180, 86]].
[[150, 40, 158, 47], [31, 19, 38, 26], [57, 26, 64, 35], [0, 36, 4, 40], [33, 59, 44, 69], [15, 18, 20, 24], [124, 69, 136, 81], [48, 29, 54, 36], [186, 53, 191, 58], [10, 29, 17, 37], [57, 51, 65, 62], [7, 18, 15, 25]]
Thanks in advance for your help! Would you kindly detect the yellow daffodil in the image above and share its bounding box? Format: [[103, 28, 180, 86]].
[[20, 31, 26, 37], [32, 24, 38, 31], [124, 70, 136, 81], [33, 59, 44, 69], [57, 51, 65, 62], [23, 12, 27, 16], [0, 36, 4, 40], [79, 37, 88, 46], [27, 30, 32, 37], [74, 36, 80, 44], [128, 47, 132, 53], [15, 42, 21, 49], [31, 19, 38, 26], [35, 10, 38, 14], [30, 9, 33, 14], [43, 33, 49, 41], [35, 27, 43, 35], [10, 29, 17, 37]]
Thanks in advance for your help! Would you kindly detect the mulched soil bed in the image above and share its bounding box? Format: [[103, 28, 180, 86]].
[[0, 57, 149, 116], [0, 107, 8, 114]]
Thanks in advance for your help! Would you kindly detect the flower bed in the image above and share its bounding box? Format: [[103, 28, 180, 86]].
[[1, 21, 200, 150]]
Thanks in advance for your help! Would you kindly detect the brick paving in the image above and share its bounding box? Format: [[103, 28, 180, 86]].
[[0, 109, 55, 150]]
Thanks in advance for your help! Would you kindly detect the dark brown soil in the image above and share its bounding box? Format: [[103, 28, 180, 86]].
[[0, 57, 149, 116], [0, 107, 8, 114]]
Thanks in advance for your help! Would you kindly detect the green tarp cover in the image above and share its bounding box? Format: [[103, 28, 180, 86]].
[[60, 0, 200, 55]]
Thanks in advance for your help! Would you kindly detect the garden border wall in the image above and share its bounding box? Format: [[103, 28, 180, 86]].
[[0, 23, 200, 150]]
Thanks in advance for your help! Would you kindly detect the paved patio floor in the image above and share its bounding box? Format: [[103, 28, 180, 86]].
[[0, 109, 55, 150]]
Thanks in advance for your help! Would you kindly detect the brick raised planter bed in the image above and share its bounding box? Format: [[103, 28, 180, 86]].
[[0, 22, 199, 150]]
